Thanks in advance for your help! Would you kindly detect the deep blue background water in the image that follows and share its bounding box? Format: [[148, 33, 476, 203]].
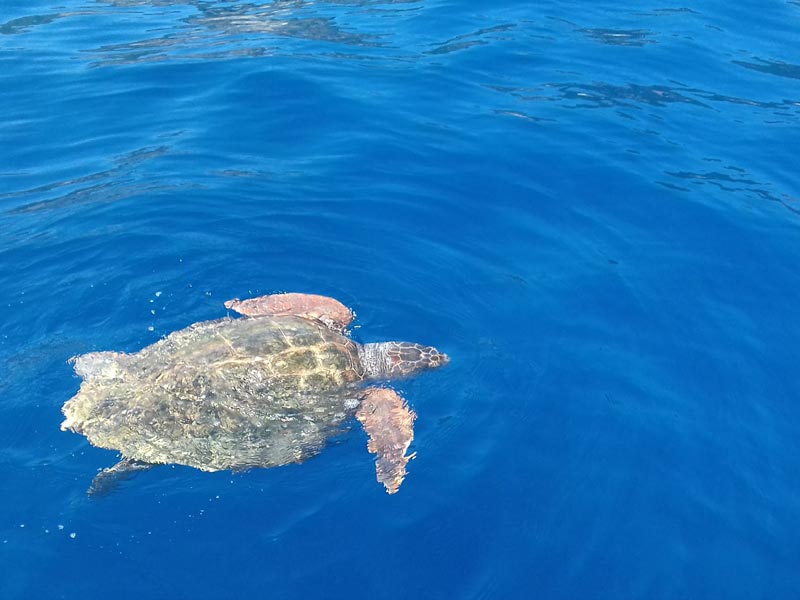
[[1, 1, 800, 598]]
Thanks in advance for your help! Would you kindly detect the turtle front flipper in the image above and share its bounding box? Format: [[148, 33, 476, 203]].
[[356, 388, 416, 494], [88, 458, 154, 497], [224, 293, 354, 331]]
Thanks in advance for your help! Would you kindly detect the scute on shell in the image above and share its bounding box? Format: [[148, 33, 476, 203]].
[[62, 315, 365, 472]]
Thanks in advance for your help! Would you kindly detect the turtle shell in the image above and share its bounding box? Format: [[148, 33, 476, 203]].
[[61, 315, 366, 471]]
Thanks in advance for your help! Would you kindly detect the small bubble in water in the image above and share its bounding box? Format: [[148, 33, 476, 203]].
[[19, 524, 24, 528], [150, 310, 156, 315], [69, 533, 76, 539], [155, 291, 162, 297], [57, 525, 64, 530], [148, 326, 155, 332]]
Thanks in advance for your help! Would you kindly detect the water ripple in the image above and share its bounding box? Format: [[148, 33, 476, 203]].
[[2, 145, 185, 214], [2, 1, 800, 597], [579, 28, 656, 46], [733, 57, 800, 80]]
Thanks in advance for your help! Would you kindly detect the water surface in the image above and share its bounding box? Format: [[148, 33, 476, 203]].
[[1, 1, 799, 598]]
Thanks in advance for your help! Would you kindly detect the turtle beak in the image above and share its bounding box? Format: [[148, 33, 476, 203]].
[[424, 346, 449, 369]]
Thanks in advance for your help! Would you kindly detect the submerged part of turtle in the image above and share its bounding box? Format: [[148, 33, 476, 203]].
[[61, 292, 448, 495]]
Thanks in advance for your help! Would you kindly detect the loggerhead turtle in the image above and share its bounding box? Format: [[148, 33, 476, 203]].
[[61, 293, 448, 496]]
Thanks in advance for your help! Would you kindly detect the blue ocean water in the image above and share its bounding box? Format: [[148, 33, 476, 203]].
[[1, 0, 799, 597]]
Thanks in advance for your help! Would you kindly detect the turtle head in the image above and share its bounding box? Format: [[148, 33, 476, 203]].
[[359, 342, 449, 379]]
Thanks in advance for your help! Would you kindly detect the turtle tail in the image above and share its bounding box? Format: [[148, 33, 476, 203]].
[[70, 351, 129, 381]]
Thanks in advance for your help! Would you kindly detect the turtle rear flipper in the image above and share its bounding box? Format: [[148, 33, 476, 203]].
[[88, 458, 154, 497], [356, 388, 416, 494], [224, 293, 354, 331]]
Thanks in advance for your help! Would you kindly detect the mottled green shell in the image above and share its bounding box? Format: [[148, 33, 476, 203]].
[[62, 315, 366, 471]]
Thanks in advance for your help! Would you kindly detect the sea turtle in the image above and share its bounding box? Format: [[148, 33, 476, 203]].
[[61, 293, 449, 496]]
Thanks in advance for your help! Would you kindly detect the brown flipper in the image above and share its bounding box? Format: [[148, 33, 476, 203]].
[[224, 293, 354, 331], [88, 458, 154, 497], [356, 388, 416, 494]]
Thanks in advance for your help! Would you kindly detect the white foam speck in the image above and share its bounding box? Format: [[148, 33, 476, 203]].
[[57, 525, 64, 530], [155, 291, 162, 297], [148, 326, 155, 331], [19, 524, 24, 528], [69, 532, 76, 539]]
